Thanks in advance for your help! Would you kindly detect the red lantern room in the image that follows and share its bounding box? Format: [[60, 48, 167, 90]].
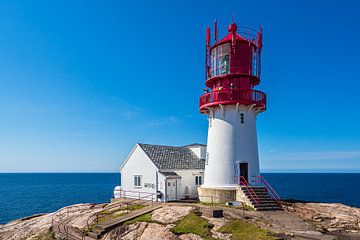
[[199, 21, 266, 113]]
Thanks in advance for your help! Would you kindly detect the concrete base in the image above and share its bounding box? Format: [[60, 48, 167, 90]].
[[198, 186, 253, 206], [198, 186, 236, 203]]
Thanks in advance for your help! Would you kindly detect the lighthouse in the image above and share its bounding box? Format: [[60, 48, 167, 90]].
[[198, 20, 270, 204]]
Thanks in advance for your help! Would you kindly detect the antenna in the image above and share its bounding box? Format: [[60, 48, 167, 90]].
[[206, 27, 210, 47], [214, 19, 218, 42]]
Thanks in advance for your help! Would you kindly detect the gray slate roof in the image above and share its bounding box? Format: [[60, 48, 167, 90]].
[[138, 143, 205, 170]]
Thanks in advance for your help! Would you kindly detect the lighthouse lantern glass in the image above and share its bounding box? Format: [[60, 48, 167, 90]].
[[211, 43, 230, 77], [251, 47, 261, 78]]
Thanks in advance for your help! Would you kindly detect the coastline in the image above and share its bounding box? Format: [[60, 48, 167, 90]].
[[1, 200, 359, 240]]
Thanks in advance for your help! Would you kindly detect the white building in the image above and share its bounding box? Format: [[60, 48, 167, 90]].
[[119, 143, 206, 202]]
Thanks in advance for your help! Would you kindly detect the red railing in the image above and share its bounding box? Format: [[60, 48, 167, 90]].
[[256, 175, 281, 206], [199, 89, 266, 111], [235, 176, 260, 205]]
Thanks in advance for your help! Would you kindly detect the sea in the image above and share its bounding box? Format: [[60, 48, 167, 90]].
[[1, 173, 360, 224]]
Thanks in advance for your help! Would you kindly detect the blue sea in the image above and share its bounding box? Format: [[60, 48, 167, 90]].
[[1, 173, 360, 224]]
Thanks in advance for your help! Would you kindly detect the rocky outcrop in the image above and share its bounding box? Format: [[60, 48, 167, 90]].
[[178, 233, 203, 240], [151, 205, 194, 224], [0, 203, 106, 240], [106, 222, 149, 240], [203, 215, 231, 240], [139, 223, 177, 240], [2, 201, 360, 240], [0, 213, 53, 240], [288, 202, 360, 232]]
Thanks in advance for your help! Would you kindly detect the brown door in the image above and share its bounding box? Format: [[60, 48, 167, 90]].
[[240, 163, 249, 183]]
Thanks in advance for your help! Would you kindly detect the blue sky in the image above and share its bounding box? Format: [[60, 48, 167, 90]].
[[0, 0, 360, 172]]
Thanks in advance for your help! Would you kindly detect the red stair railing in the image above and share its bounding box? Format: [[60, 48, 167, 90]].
[[256, 175, 281, 206], [235, 176, 260, 205]]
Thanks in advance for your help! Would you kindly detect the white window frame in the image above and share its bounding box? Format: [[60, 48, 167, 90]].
[[134, 175, 142, 188], [195, 175, 203, 186]]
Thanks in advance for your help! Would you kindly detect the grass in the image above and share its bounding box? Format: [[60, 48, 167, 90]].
[[83, 204, 147, 235], [124, 212, 153, 225], [98, 204, 145, 215], [171, 212, 217, 240], [219, 219, 276, 240], [96, 204, 146, 223], [200, 202, 255, 211]]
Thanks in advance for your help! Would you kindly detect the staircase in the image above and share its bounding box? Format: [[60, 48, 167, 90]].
[[241, 186, 282, 210], [237, 175, 282, 211]]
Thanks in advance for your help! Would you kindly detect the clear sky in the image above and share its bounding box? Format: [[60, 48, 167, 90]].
[[0, 0, 360, 173]]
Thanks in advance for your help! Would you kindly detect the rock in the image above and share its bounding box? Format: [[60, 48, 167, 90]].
[[151, 206, 194, 224], [139, 223, 177, 240], [179, 233, 203, 240], [203, 216, 231, 240], [0, 203, 105, 240], [0, 213, 53, 240], [292, 203, 360, 231], [110, 222, 148, 240]]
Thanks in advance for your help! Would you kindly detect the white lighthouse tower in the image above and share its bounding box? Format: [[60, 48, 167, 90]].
[[198, 21, 270, 204]]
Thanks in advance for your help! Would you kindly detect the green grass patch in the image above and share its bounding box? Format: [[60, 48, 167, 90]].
[[99, 204, 145, 215], [219, 219, 276, 240], [171, 212, 216, 239], [124, 213, 153, 225]]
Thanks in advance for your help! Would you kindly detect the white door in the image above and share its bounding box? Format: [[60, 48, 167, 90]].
[[166, 179, 177, 201]]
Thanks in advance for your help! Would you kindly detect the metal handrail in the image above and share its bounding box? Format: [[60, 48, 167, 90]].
[[256, 175, 281, 206], [199, 88, 266, 111], [237, 176, 260, 205], [52, 206, 87, 240]]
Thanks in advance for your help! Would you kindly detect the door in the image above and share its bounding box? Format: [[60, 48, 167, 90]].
[[240, 163, 249, 183], [166, 179, 177, 201]]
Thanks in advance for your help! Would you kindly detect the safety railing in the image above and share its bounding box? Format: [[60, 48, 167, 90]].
[[235, 176, 260, 205], [256, 175, 281, 206], [118, 189, 156, 202], [51, 205, 87, 240], [199, 88, 266, 111], [237, 26, 262, 47]]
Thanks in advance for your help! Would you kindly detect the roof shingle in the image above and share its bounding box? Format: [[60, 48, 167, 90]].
[[138, 143, 205, 170]]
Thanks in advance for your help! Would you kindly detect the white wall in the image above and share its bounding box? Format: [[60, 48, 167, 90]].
[[203, 105, 261, 187], [188, 146, 207, 160], [174, 170, 204, 197], [120, 145, 158, 197]]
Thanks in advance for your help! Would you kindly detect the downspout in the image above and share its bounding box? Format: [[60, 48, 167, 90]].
[[155, 171, 158, 202]]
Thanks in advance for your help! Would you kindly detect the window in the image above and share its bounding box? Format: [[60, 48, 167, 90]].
[[211, 43, 231, 77], [195, 176, 203, 186], [240, 113, 245, 124], [252, 47, 261, 77], [134, 175, 142, 187]]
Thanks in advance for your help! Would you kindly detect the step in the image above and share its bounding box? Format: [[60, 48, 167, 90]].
[[250, 199, 277, 204], [255, 206, 283, 211]]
